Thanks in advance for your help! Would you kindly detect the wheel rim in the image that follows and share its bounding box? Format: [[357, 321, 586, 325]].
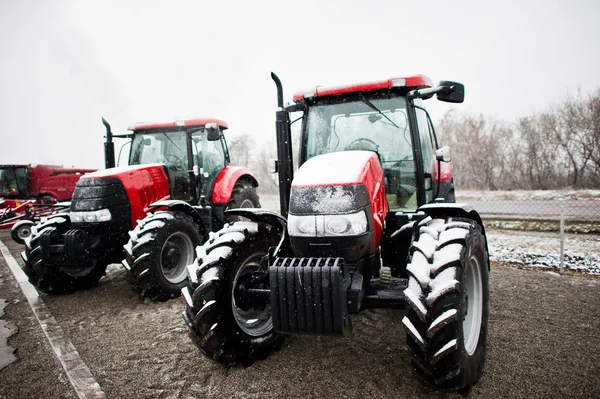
[[463, 254, 483, 356], [160, 232, 194, 284], [18, 226, 32, 240], [231, 252, 273, 337]]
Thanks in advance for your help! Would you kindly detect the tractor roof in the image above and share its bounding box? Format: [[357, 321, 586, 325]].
[[130, 118, 228, 131], [293, 74, 434, 103]]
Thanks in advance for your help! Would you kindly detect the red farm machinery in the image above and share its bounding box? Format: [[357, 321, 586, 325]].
[[182, 73, 490, 391], [21, 118, 260, 301], [0, 164, 95, 243]]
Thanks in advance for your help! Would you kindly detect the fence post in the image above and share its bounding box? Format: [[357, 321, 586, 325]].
[[559, 201, 565, 275]]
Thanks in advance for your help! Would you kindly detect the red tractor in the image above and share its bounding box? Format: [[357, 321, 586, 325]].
[[1, 164, 95, 243], [182, 74, 490, 391], [22, 118, 260, 301]]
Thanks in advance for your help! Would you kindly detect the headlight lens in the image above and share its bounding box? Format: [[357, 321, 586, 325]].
[[324, 212, 367, 236], [288, 211, 367, 237], [287, 214, 316, 236], [70, 209, 112, 223]]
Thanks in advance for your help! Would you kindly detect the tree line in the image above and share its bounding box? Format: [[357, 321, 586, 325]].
[[228, 87, 600, 193], [438, 88, 600, 190]]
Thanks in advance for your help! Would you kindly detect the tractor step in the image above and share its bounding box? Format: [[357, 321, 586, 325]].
[[361, 280, 407, 310]]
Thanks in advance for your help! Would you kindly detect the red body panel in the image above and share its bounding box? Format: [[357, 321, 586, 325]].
[[131, 118, 228, 131], [211, 166, 257, 204], [0, 164, 95, 201], [293, 74, 434, 102], [78, 164, 171, 227], [29, 165, 96, 200], [291, 151, 389, 248]]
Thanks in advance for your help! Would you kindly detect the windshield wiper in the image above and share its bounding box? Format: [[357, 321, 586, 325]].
[[359, 93, 399, 129], [162, 132, 182, 152]]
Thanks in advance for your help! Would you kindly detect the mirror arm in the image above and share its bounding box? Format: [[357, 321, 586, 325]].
[[407, 85, 449, 100]]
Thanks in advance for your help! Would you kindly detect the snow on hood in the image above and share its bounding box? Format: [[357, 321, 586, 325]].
[[81, 163, 165, 179], [292, 151, 376, 187]]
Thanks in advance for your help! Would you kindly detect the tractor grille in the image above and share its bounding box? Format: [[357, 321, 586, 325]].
[[71, 177, 129, 211], [70, 177, 132, 240]]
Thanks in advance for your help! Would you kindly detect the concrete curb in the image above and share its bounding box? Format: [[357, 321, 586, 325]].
[[0, 239, 106, 399]]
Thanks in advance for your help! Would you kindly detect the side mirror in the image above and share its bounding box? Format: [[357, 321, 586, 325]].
[[205, 123, 221, 141], [435, 146, 452, 162], [437, 81, 464, 104]]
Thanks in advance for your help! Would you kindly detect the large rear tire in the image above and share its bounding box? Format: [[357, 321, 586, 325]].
[[402, 216, 489, 391], [182, 221, 283, 366], [224, 180, 260, 222], [11, 220, 35, 245], [123, 211, 204, 302], [23, 215, 107, 294]]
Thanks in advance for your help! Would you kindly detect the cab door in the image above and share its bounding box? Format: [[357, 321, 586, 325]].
[[413, 102, 454, 203], [191, 129, 226, 201]]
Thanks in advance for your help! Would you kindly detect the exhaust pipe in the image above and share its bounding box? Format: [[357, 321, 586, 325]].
[[271, 72, 293, 217], [102, 117, 116, 169]]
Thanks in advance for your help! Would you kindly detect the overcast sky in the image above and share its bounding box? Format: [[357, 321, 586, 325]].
[[0, 0, 599, 169]]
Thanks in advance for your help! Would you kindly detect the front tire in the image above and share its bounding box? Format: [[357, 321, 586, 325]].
[[23, 215, 107, 294], [182, 221, 283, 365], [402, 216, 489, 391], [123, 211, 204, 301], [11, 220, 35, 245]]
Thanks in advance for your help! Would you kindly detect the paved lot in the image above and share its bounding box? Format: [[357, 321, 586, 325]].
[[1, 230, 599, 398]]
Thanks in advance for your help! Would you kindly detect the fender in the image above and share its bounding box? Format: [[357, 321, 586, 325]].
[[225, 208, 289, 257], [417, 202, 490, 269], [211, 166, 258, 204], [146, 200, 207, 236], [225, 208, 287, 230]]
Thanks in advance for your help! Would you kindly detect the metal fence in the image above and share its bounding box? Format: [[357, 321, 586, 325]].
[[456, 191, 600, 275]]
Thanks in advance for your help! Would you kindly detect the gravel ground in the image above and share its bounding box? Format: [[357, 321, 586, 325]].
[[488, 230, 600, 274], [1, 230, 600, 398]]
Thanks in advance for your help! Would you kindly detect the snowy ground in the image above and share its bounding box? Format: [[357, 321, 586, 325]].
[[2, 232, 600, 399], [0, 299, 17, 371], [487, 230, 600, 275]]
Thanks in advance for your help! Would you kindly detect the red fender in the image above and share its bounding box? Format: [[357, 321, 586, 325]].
[[211, 166, 258, 204]]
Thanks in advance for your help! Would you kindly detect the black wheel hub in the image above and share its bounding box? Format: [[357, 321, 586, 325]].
[[162, 244, 182, 271], [236, 271, 269, 310]]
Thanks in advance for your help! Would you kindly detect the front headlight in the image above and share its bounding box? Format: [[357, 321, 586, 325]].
[[323, 212, 367, 236], [288, 211, 367, 237], [70, 209, 112, 223]]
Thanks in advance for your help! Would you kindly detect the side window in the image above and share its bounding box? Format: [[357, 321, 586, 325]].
[[192, 130, 226, 197], [414, 106, 436, 201]]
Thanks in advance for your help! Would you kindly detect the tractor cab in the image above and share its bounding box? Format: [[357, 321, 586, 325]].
[[128, 119, 230, 204], [0, 165, 29, 199], [292, 75, 456, 214]]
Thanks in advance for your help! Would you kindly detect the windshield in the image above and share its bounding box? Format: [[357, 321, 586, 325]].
[[0, 166, 28, 197], [129, 130, 188, 171], [303, 95, 418, 211]]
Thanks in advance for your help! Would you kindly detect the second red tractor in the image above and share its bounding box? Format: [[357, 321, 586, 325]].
[[22, 118, 260, 301]]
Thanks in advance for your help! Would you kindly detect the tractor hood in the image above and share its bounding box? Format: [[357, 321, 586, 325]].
[[288, 151, 388, 257], [290, 150, 387, 216], [74, 163, 171, 227]]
